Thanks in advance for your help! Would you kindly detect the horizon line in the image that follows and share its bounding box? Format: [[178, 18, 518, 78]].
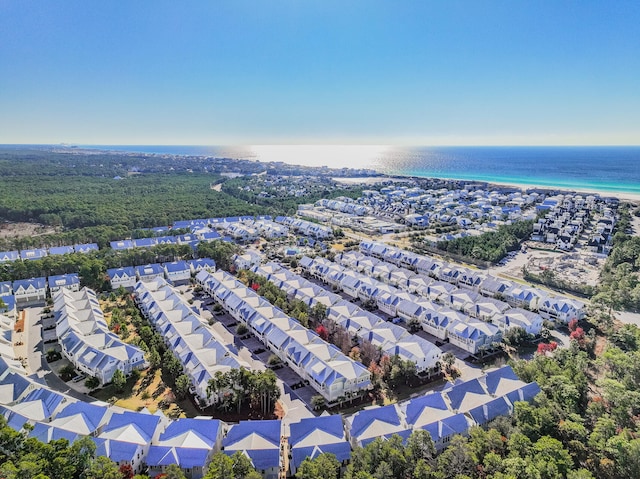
[[2, 143, 640, 148]]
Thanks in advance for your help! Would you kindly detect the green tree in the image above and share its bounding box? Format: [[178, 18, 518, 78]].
[[436, 436, 476, 479], [174, 374, 191, 399], [111, 369, 126, 392], [405, 429, 437, 470], [164, 464, 187, 479], [296, 453, 340, 479], [85, 376, 100, 390], [148, 348, 161, 369], [204, 452, 233, 479], [204, 451, 258, 479], [84, 456, 121, 479]]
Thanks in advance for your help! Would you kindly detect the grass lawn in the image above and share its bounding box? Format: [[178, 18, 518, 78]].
[[95, 296, 201, 418], [331, 242, 345, 252], [91, 368, 201, 418]]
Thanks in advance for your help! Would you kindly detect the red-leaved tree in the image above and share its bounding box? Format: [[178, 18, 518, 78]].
[[315, 325, 328, 341]]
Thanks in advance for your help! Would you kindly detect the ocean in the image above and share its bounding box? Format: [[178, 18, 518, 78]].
[[80, 144, 640, 195]]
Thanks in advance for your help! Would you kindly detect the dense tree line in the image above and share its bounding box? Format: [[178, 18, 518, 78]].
[[0, 173, 265, 230], [0, 225, 192, 252], [592, 205, 640, 312], [435, 221, 534, 263]]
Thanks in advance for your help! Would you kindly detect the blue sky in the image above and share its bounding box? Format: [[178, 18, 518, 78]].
[[1, 1, 639, 145]]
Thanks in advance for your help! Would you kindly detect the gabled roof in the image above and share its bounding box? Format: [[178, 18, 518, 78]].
[[0, 281, 13, 296], [100, 411, 161, 444], [135, 263, 164, 277], [348, 404, 404, 443], [133, 237, 158, 248], [92, 437, 141, 462], [20, 248, 48, 260], [52, 401, 110, 434], [29, 422, 79, 444], [444, 378, 489, 412], [107, 267, 136, 279], [289, 415, 350, 468], [468, 396, 511, 425], [74, 243, 99, 253], [422, 413, 470, 442], [159, 418, 220, 449], [0, 372, 32, 403], [188, 258, 216, 269], [12, 388, 65, 421], [164, 260, 190, 273], [505, 382, 541, 405], [110, 240, 134, 250], [48, 274, 80, 288], [402, 392, 451, 427], [49, 246, 75, 256], [223, 420, 281, 470], [483, 366, 523, 396], [147, 445, 210, 468], [0, 251, 19, 262], [13, 277, 46, 291]]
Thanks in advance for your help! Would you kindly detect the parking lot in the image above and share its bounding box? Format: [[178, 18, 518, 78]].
[[201, 304, 319, 409]]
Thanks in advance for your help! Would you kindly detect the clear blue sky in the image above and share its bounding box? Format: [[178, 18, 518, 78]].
[[1, 1, 639, 145]]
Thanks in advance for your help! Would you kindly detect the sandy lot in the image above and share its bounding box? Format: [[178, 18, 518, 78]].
[[0, 222, 59, 239]]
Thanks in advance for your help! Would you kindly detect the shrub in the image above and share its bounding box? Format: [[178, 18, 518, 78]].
[[267, 354, 281, 366], [85, 376, 100, 390], [59, 364, 76, 382]]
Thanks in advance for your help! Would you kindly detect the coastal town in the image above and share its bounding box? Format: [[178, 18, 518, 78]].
[[1, 148, 639, 479]]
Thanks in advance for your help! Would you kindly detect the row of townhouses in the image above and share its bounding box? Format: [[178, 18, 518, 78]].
[[107, 258, 216, 289], [134, 277, 251, 408], [196, 270, 372, 404], [0, 243, 98, 263], [300, 255, 503, 355], [253, 261, 443, 371], [274, 216, 334, 239], [330, 252, 544, 335], [54, 288, 147, 385], [0, 273, 81, 315], [359, 241, 586, 325]]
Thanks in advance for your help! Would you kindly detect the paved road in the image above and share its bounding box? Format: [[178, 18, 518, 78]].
[[23, 307, 95, 402]]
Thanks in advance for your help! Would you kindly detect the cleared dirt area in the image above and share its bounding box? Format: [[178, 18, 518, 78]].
[[0, 222, 59, 239]]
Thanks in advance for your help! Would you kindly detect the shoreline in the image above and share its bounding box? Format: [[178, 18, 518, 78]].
[[484, 179, 640, 204], [334, 175, 640, 204]]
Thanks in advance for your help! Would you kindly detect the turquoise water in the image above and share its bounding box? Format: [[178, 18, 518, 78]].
[[373, 146, 640, 195], [79, 145, 640, 195]]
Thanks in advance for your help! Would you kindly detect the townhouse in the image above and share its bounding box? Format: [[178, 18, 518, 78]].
[[54, 288, 146, 385]]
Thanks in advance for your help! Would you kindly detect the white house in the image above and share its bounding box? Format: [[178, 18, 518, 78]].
[[232, 251, 262, 271], [107, 267, 137, 290], [12, 278, 47, 304], [55, 288, 146, 385], [538, 297, 586, 324], [48, 274, 81, 294], [163, 261, 191, 286], [494, 308, 543, 335]]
